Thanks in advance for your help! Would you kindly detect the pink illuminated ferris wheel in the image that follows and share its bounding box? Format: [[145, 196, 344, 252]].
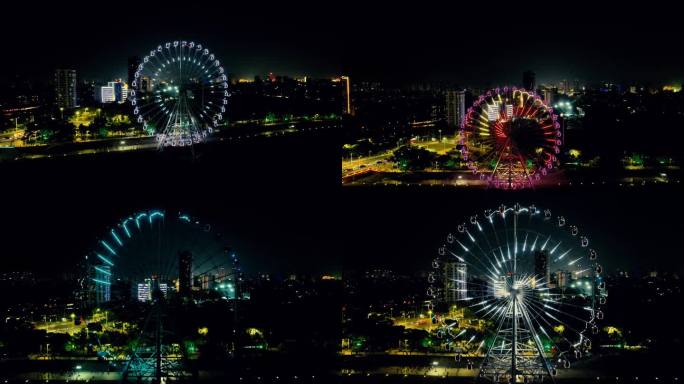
[[459, 87, 561, 189]]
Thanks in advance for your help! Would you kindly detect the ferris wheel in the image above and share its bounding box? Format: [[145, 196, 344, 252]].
[[427, 204, 606, 383], [460, 88, 562, 189], [129, 40, 228, 148], [86, 209, 240, 304], [84, 209, 243, 381]]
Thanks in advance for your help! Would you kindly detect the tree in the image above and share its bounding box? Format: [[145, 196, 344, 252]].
[[390, 145, 436, 171], [25, 116, 75, 143]]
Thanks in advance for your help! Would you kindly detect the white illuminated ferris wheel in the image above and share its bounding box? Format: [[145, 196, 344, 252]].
[[129, 40, 228, 148], [428, 204, 607, 383]]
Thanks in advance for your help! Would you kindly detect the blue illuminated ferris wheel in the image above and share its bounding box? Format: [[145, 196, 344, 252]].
[[129, 40, 229, 148]]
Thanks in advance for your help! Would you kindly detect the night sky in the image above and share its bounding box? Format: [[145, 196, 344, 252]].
[[1, 2, 683, 276], [1, 2, 682, 85]]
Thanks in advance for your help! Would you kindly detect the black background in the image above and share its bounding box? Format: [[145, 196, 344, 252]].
[[0, 0, 683, 275]]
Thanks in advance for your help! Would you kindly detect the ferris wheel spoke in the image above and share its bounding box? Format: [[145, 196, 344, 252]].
[[525, 294, 593, 324], [521, 297, 587, 353], [451, 241, 498, 283], [465, 223, 511, 278], [442, 241, 489, 282], [523, 296, 589, 342]]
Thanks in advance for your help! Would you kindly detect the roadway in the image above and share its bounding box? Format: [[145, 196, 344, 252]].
[[341, 136, 459, 176], [0, 121, 338, 162], [33, 311, 111, 335]]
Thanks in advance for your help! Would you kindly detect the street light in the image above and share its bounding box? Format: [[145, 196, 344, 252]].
[[59, 107, 64, 120]]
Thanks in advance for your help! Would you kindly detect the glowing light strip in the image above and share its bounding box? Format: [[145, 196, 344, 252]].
[[568, 257, 583, 266], [111, 229, 123, 246], [96, 253, 114, 266], [465, 229, 475, 242], [556, 248, 572, 261], [456, 240, 469, 252], [94, 266, 112, 275], [101, 240, 116, 256], [92, 278, 111, 285], [149, 211, 164, 224], [135, 213, 147, 229], [448, 250, 465, 262], [122, 219, 132, 238]]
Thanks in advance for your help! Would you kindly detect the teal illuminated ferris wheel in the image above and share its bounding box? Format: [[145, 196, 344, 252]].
[[81, 209, 244, 382], [85, 209, 241, 305]]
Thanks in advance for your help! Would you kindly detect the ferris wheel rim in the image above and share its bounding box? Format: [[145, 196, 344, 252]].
[[128, 40, 229, 148], [427, 203, 606, 379]]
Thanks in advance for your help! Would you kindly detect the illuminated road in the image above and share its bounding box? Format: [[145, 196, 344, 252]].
[[342, 136, 459, 175], [33, 312, 111, 335], [0, 121, 338, 162]]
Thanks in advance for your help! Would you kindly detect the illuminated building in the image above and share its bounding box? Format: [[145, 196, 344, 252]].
[[200, 275, 211, 290], [534, 250, 550, 286], [178, 250, 192, 298], [140, 76, 152, 92], [127, 56, 141, 89], [555, 270, 570, 289], [445, 90, 465, 127], [93, 265, 111, 304], [522, 70, 536, 91], [456, 262, 467, 301], [137, 279, 151, 302], [113, 81, 123, 102], [55, 69, 77, 109], [444, 261, 467, 303], [340, 76, 353, 115], [107, 80, 127, 103], [99, 86, 115, 103], [505, 104, 513, 119], [486, 103, 500, 121]]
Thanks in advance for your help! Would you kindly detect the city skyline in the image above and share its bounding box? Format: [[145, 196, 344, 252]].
[[1, 3, 683, 382]]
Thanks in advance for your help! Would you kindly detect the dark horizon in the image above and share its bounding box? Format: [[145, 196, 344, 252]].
[[1, 2, 682, 86]]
